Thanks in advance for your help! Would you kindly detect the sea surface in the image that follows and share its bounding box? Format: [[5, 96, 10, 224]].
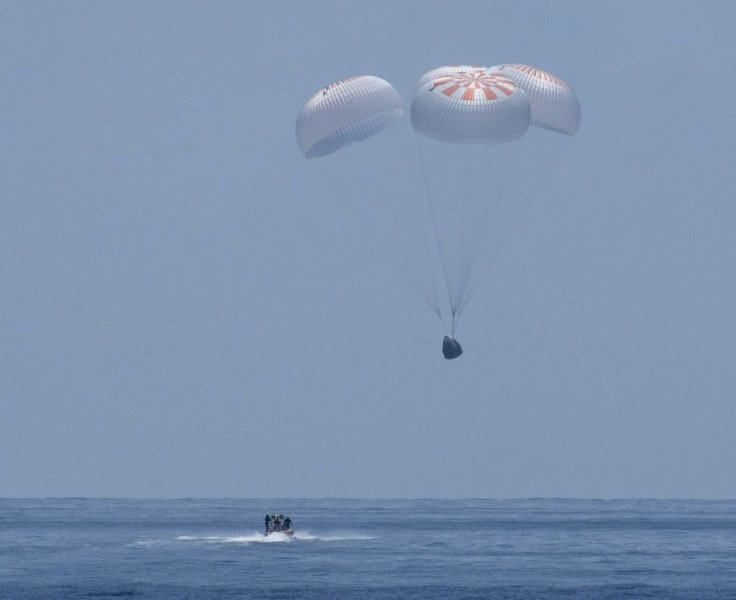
[[1, 498, 736, 599]]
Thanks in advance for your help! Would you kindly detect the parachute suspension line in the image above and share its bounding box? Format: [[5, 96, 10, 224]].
[[346, 199, 443, 321], [454, 145, 473, 314], [455, 145, 500, 319], [456, 143, 569, 317], [454, 141, 521, 317], [403, 132, 444, 321], [414, 134, 454, 330]]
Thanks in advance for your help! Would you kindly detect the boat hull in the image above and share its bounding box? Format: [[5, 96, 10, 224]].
[[265, 529, 294, 536]]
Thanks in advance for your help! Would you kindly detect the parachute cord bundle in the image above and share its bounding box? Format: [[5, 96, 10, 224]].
[[412, 132, 456, 334], [457, 134, 572, 316], [454, 141, 521, 319]]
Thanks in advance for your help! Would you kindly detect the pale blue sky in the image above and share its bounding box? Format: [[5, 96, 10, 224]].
[[2, 1, 735, 498]]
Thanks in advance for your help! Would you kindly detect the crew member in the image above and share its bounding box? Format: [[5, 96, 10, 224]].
[[265, 513, 271, 534]]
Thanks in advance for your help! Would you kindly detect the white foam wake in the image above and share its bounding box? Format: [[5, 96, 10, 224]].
[[171, 530, 374, 545]]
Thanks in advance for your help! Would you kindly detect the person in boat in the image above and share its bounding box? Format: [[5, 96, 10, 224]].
[[283, 516, 292, 531], [265, 513, 271, 534], [273, 515, 282, 531]]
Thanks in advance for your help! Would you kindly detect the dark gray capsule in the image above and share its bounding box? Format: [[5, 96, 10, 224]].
[[442, 336, 463, 360]]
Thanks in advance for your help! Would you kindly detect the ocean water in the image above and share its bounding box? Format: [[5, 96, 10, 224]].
[[1, 499, 735, 599]]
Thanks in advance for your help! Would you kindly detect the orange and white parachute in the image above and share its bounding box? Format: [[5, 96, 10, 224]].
[[494, 64, 580, 135], [411, 67, 531, 144]]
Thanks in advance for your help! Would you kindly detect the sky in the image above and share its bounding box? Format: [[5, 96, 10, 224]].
[[2, 1, 736, 499]]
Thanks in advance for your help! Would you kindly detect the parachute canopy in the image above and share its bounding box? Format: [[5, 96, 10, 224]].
[[296, 75, 405, 158], [494, 64, 580, 135], [411, 67, 530, 144]]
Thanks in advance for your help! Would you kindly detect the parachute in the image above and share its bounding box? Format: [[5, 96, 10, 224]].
[[296, 75, 406, 159], [296, 66, 580, 359], [494, 64, 581, 135], [409, 64, 581, 350], [411, 68, 530, 144], [410, 67, 531, 344]]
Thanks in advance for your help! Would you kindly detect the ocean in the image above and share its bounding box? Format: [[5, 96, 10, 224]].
[[1, 498, 735, 599]]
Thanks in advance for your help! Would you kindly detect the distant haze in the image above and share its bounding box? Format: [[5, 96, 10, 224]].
[[2, 1, 735, 498]]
